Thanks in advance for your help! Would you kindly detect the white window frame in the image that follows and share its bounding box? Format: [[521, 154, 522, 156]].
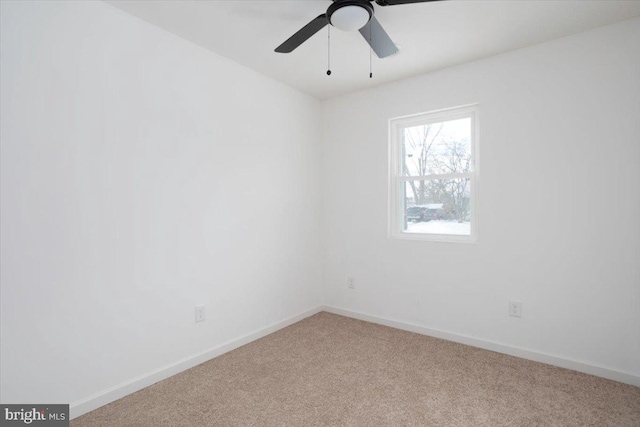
[[388, 104, 479, 243]]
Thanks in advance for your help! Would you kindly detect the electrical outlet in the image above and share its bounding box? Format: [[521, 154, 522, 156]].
[[195, 305, 206, 323], [509, 301, 522, 318], [347, 276, 355, 289]]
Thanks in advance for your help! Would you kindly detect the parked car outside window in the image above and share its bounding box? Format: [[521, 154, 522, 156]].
[[406, 206, 426, 222]]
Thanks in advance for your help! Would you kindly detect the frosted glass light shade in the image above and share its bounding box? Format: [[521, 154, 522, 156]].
[[330, 5, 371, 31]]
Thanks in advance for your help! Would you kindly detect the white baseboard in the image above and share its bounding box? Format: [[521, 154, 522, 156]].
[[323, 305, 640, 388], [70, 303, 638, 419], [69, 305, 324, 420]]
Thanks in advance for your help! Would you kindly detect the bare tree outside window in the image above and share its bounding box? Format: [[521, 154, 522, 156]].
[[402, 123, 443, 206]]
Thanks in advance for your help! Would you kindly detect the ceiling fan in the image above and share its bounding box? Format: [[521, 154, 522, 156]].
[[275, 0, 440, 59]]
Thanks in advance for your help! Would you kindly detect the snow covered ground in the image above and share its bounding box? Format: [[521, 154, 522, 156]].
[[405, 220, 471, 235]]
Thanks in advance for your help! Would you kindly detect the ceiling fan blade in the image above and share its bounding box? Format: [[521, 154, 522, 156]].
[[375, 0, 441, 5], [275, 14, 328, 53], [359, 16, 398, 58]]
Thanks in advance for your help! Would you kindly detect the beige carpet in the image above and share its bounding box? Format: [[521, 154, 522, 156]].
[[71, 312, 640, 426]]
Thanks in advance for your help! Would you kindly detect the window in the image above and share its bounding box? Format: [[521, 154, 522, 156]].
[[389, 104, 478, 242]]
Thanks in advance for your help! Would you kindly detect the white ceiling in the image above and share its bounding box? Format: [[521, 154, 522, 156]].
[[105, 0, 640, 100]]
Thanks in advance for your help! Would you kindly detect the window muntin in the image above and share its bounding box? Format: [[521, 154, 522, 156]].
[[389, 105, 478, 242]]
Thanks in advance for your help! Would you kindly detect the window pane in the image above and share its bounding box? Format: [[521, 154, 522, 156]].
[[402, 118, 472, 177], [402, 178, 471, 236]]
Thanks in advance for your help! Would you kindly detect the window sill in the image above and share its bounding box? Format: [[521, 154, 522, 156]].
[[389, 232, 478, 243]]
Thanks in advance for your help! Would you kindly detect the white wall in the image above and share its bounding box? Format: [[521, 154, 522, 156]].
[[322, 18, 640, 378], [0, 0, 322, 408], [2, 0, 639, 413]]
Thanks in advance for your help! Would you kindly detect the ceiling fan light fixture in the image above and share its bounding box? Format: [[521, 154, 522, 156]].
[[328, 2, 373, 32]]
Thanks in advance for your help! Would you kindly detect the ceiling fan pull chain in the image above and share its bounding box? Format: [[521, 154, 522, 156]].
[[369, 23, 373, 78], [327, 24, 332, 76]]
